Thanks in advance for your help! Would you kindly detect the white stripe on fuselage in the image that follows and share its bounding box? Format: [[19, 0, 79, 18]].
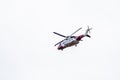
[[61, 38, 79, 47]]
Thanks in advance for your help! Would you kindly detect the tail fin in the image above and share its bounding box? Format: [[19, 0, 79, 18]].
[[86, 34, 91, 38]]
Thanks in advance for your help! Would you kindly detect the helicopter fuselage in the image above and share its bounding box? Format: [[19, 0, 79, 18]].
[[53, 26, 92, 50], [58, 35, 84, 50]]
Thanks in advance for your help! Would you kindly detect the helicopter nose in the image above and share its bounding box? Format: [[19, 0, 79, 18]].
[[58, 45, 64, 50]]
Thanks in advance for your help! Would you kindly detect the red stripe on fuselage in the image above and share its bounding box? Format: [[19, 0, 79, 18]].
[[65, 40, 79, 47], [75, 35, 85, 41]]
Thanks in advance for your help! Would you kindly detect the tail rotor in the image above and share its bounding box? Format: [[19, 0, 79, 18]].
[[85, 25, 92, 38], [86, 26, 92, 34]]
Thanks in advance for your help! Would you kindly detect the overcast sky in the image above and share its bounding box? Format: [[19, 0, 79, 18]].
[[0, 0, 120, 80]]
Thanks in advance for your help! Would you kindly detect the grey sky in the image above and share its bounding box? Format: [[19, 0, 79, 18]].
[[0, 0, 120, 80]]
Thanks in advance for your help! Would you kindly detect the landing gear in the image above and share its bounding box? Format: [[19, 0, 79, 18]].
[[75, 45, 77, 47]]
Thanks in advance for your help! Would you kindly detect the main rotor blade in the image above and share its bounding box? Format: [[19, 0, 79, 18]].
[[70, 27, 82, 36], [53, 32, 66, 38], [54, 39, 64, 46]]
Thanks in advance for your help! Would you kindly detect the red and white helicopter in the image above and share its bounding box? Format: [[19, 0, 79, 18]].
[[53, 26, 92, 50]]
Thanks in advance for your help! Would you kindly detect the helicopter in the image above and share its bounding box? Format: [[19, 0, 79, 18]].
[[53, 26, 92, 50]]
